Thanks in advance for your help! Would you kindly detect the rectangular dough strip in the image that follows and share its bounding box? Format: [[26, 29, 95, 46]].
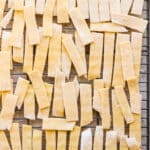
[[42, 118, 75, 131], [35, 0, 46, 15], [69, 7, 93, 45], [88, 32, 103, 80], [48, 23, 62, 77], [103, 32, 115, 88], [46, 130, 56, 150], [10, 123, 22, 150], [114, 86, 134, 124], [69, 0, 76, 10], [62, 81, 79, 121], [15, 77, 29, 109], [109, 0, 121, 16], [69, 126, 81, 150], [80, 84, 93, 126], [57, 131, 67, 150], [0, 94, 18, 130], [120, 0, 133, 14]]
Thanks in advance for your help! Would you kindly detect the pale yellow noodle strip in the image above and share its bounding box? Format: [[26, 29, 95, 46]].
[[52, 70, 65, 117], [103, 33, 115, 88], [0, 94, 18, 130], [111, 13, 148, 33], [33, 129, 42, 150], [0, 131, 11, 150], [43, 0, 56, 36], [131, 32, 143, 79], [29, 71, 49, 109], [126, 137, 140, 149], [46, 131, 56, 150], [14, 0, 24, 11], [120, 42, 135, 80], [9, 11, 24, 48], [24, 85, 35, 120], [77, 0, 89, 19], [68, 0, 76, 10], [105, 131, 117, 150], [61, 33, 72, 79], [131, 0, 144, 16], [98, 88, 111, 129], [57, 131, 67, 150], [112, 90, 125, 136], [81, 129, 92, 150], [112, 33, 130, 87], [69, 7, 93, 45], [120, 0, 133, 14], [57, 0, 69, 23], [8, 0, 14, 8], [24, 4, 40, 45], [38, 83, 53, 119], [88, 32, 103, 80], [0, 0, 6, 20], [62, 37, 87, 77], [109, 0, 121, 15], [48, 23, 62, 77], [120, 136, 128, 150], [80, 84, 93, 126], [93, 126, 103, 150], [69, 126, 81, 150], [0, 51, 11, 91], [10, 123, 22, 150], [98, 0, 110, 22], [23, 31, 34, 73], [42, 118, 75, 131], [114, 86, 134, 124], [90, 23, 128, 33], [22, 125, 32, 150], [35, 0, 46, 14], [34, 28, 50, 75], [15, 77, 29, 109], [62, 82, 79, 121]]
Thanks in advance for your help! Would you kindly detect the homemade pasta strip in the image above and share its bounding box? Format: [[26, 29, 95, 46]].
[[34, 28, 50, 75], [88, 32, 103, 80], [57, 0, 69, 23], [98, 88, 111, 129], [24, 85, 35, 120], [8, 0, 14, 8], [120, 42, 135, 80], [120, 136, 128, 150], [111, 13, 148, 33], [24, 4, 40, 45], [62, 82, 79, 121], [42, 118, 75, 131], [93, 126, 103, 150], [69, 0, 76, 10], [46, 131, 56, 150], [69, 7, 93, 45], [61, 33, 72, 79], [131, 32, 143, 78], [57, 131, 67, 150], [0, 51, 11, 91], [80, 84, 93, 126], [48, 23, 62, 77], [103, 33, 115, 88], [126, 137, 140, 150], [15, 77, 29, 109], [98, 0, 110, 22], [10, 123, 22, 150], [29, 71, 50, 109], [69, 126, 81, 150], [62, 36, 87, 77], [0, 131, 11, 150], [131, 0, 144, 16], [22, 125, 32, 150], [120, 0, 133, 14], [112, 90, 125, 136], [90, 23, 128, 32], [35, 0, 46, 15], [52, 70, 65, 117], [77, 0, 89, 19], [114, 86, 134, 124], [73, 76, 80, 100], [127, 77, 141, 114], [109, 0, 121, 15], [9, 10, 24, 48], [112, 33, 130, 87], [89, 0, 99, 22], [105, 131, 117, 150], [43, 0, 56, 37], [81, 129, 92, 150], [0, 0, 6, 20], [33, 130, 42, 150], [14, 0, 24, 11], [0, 94, 18, 130], [38, 83, 53, 119]]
